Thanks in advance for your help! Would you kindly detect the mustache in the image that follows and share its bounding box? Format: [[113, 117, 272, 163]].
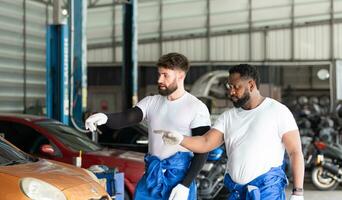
[[227, 95, 237, 100], [229, 97, 240, 101]]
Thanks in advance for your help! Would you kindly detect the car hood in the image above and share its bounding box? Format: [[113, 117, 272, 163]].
[[87, 148, 145, 163], [84, 148, 145, 185], [0, 159, 94, 191]]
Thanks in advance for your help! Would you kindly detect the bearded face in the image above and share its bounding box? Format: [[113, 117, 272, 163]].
[[229, 89, 250, 108], [157, 67, 180, 96], [225, 73, 252, 108], [158, 77, 178, 96]]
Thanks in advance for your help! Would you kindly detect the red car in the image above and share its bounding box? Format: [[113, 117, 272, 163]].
[[0, 114, 145, 200]]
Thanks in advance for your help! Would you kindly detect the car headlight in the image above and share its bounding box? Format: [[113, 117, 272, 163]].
[[20, 177, 66, 200], [82, 168, 100, 184]]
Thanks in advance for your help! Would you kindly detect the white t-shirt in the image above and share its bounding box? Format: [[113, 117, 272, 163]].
[[213, 97, 298, 184], [136, 92, 211, 160]]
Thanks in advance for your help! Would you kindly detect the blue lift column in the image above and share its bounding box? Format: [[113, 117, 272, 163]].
[[46, 0, 69, 124], [70, 0, 87, 128]]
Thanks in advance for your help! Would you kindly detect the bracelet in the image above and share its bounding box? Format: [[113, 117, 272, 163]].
[[292, 187, 304, 194]]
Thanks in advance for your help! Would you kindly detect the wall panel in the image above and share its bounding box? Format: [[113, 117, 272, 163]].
[[251, 32, 265, 61], [267, 29, 291, 60], [294, 25, 330, 59], [0, 0, 46, 113], [334, 23, 342, 58], [138, 42, 159, 62], [210, 34, 249, 61]]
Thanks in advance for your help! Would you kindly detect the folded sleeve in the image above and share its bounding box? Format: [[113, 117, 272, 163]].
[[136, 96, 153, 120], [277, 104, 299, 138]]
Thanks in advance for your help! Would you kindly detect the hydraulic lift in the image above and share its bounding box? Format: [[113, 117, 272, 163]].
[[46, 0, 86, 128], [45, 0, 137, 199], [46, 0, 138, 129]]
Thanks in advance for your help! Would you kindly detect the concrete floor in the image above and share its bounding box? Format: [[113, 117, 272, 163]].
[[214, 182, 342, 200], [285, 183, 342, 200]]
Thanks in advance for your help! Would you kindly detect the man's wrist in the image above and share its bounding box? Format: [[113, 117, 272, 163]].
[[180, 182, 190, 188], [292, 187, 304, 195]]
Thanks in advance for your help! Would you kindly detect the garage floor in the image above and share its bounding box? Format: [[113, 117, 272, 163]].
[[286, 183, 342, 200], [214, 182, 342, 200]]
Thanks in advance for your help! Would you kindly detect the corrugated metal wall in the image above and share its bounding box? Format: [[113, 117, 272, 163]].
[[87, 0, 342, 63], [0, 0, 339, 112], [0, 0, 47, 113]]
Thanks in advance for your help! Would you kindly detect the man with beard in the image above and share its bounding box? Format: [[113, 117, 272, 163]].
[[85, 52, 211, 200], [159, 64, 305, 200]]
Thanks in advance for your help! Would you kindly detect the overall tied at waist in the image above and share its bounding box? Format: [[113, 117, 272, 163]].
[[134, 152, 196, 200]]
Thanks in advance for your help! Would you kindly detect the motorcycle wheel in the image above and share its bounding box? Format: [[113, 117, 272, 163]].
[[311, 166, 339, 190]]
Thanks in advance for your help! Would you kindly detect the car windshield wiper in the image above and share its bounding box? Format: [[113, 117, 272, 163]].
[[26, 155, 39, 162], [2, 159, 28, 166]]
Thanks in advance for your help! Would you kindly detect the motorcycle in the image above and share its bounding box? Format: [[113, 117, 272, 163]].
[[311, 139, 342, 190], [197, 146, 227, 200], [296, 104, 337, 171]]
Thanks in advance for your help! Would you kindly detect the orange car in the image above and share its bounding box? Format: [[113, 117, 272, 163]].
[[0, 137, 110, 200]]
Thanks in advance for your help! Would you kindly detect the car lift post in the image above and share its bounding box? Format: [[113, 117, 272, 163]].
[[46, 0, 69, 124], [70, 0, 87, 128]]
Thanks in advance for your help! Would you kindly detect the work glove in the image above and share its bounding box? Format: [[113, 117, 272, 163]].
[[85, 113, 108, 132], [289, 195, 304, 200], [169, 184, 189, 200], [154, 130, 184, 145]]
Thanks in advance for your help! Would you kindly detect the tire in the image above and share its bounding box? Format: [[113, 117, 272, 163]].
[[311, 166, 339, 190], [124, 189, 131, 200]]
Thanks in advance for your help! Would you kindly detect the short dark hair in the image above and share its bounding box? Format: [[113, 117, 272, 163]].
[[157, 52, 190, 73], [229, 64, 260, 89]]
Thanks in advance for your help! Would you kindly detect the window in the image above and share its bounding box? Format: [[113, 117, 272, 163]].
[[0, 121, 59, 156]]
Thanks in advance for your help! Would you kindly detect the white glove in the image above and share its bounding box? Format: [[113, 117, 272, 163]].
[[169, 184, 189, 200], [289, 195, 304, 200], [85, 113, 108, 132], [154, 130, 184, 145]]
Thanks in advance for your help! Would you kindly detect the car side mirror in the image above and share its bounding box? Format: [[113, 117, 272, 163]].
[[39, 144, 55, 156]]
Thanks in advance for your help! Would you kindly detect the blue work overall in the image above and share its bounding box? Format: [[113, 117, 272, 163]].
[[134, 152, 196, 200], [224, 166, 288, 200]]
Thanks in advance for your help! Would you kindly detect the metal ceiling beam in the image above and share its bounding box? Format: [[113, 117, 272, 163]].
[[88, 60, 333, 68], [30, 0, 128, 8], [88, 18, 342, 50], [88, 0, 100, 7], [29, 0, 50, 5], [88, 0, 130, 8]]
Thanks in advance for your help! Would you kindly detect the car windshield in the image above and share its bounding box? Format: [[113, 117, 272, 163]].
[[0, 139, 31, 166], [36, 121, 102, 152]]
